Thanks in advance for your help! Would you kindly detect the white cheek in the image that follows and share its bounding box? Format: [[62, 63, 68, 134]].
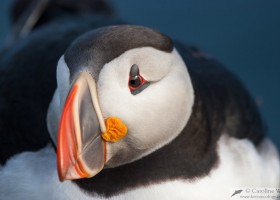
[[47, 56, 70, 144], [56, 56, 70, 105], [98, 48, 194, 152], [47, 89, 60, 144]]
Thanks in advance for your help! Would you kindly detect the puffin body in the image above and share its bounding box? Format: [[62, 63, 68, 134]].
[[0, 137, 278, 199], [0, 11, 279, 200]]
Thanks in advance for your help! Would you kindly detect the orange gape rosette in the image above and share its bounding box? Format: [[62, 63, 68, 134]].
[[102, 117, 128, 142]]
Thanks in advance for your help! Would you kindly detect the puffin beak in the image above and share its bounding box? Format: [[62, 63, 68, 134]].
[[57, 72, 107, 181]]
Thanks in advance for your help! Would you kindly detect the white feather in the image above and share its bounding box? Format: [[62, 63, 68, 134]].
[[47, 56, 70, 145], [97, 47, 194, 166], [0, 135, 279, 200]]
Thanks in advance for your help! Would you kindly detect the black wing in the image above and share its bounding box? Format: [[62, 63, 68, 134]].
[[175, 41, 265, 146]]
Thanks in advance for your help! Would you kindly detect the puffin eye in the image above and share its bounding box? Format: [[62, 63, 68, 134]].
[[129, 76, 142, 88], [128, 64, 150, 95]]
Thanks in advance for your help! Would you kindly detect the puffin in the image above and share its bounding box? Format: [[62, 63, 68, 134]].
[[0, 5, 279, 200]]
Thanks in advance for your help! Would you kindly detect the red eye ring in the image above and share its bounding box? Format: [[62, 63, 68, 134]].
[[128, 64, 149, 93], [128, 75, 148, 92]]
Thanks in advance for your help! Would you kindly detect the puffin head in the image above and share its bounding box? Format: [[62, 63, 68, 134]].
[[47, 25, 194, 181]]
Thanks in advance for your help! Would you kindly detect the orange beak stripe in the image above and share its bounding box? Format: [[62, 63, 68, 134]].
[[57, 85, 90, 181]]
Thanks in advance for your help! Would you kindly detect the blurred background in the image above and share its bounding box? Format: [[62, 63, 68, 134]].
[[0, 0, 279, 148]]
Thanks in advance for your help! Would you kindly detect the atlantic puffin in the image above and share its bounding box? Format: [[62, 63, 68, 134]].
[[0, 12, 279, 200]]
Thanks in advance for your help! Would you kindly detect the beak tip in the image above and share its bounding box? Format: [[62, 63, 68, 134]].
[[57, 168, 76, 182], [58, 175, 65, 182], [57, 163, 66, 182]]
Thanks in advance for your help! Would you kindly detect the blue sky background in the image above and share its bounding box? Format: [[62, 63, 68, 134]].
[[0, 0, 279, 148]]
